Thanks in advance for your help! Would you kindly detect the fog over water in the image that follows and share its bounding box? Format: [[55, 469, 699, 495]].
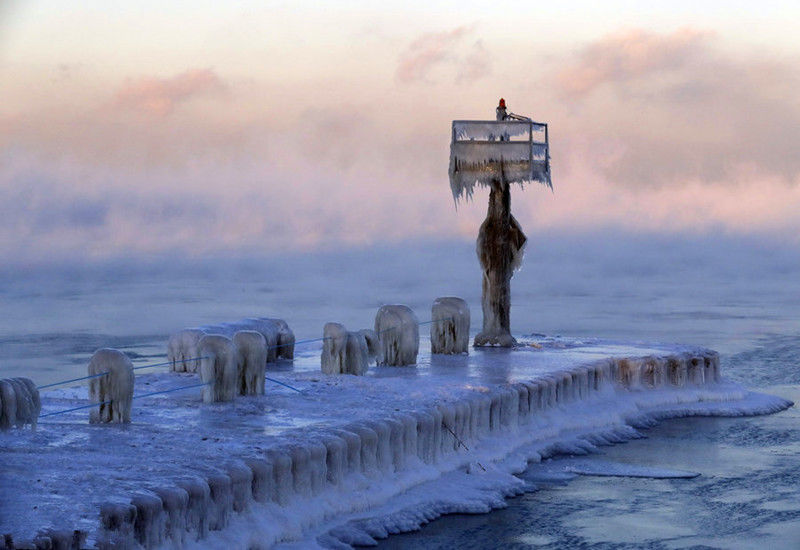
[[3, 232, 798, 384]]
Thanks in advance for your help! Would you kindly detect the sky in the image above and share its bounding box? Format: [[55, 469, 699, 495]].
[[1, 1, 800, 262]]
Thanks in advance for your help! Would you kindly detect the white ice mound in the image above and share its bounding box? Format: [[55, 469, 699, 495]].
[[321, 323, 370, 375], [359, 328, 382, 364], [233, 331, 267, 396], [198, 335, 238, 403], [321, 322, 348, 375], [374, 305, 419, 366], [168, 318, 295, 373], [0, 377, 40, 430], [431, 297, 470, 355], [88, 349, 134, 424]]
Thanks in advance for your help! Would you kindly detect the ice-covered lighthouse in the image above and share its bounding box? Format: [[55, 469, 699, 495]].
[[448, 99, 552, 347]]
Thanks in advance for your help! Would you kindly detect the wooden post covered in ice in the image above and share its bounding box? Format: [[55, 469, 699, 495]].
[[448, 100, 551, 347]]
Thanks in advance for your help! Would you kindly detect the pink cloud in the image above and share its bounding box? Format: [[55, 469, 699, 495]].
[[557, 28, 710, 97], [456, 39, 491, 83], [396, 26, 489, 83], [552, 29, 800, 187], [5, 31, 800, 261], [113, 68, 227, 117]]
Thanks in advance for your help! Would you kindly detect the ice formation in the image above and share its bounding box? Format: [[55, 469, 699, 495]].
[[167, 329, 206, 373], [233, 331, 267, 396], [321, 323, 348, 375], [374, 305, 419, 366], [76, 346, 790, 550], [10, 335, 793, 549], [344, 332, 370, 376], [198, 335, 238, 403], [168, 318, 295, 373], [88, 349, 134, 424], [473, 180, 527, 348], [247, 318, 279, 362], [321, 323, 370, 375], [263, 318, 296, 360], [448, 114, 549, 348], [359, 329, 382, 364], [0, 377, 40, 430], [431, 297, 470, 354], [448, 120, 551, 203]]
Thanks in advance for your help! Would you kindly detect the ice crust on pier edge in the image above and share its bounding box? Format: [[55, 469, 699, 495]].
[[2, 337, 791, 549]]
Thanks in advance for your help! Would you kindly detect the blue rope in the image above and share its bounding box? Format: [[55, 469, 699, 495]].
[[39, 399, 114, 418], [133, 356, 208, 371], [37, 371, 109, 390], [265, 376, 304, 394], [131, 382, 211, 400], [39, 382, 211, 418], [38, 356, 210, 389]]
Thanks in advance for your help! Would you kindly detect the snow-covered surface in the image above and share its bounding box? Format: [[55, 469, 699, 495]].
[[0, 335, 791, 548]]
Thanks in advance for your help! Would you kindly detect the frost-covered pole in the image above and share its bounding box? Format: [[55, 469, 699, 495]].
[[448, 99, 550, 348], [474, 168, 527, 347]]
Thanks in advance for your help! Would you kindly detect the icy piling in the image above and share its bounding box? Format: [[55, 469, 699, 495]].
[[167, 329, 206, 373], [88, 349, 134, 424], [431, 297, 470, 354], [233, 330, 267, 396], [0, 378, 42, 431], [359, 329, 382, 363], [374, 305, 419, 366], [168, 318, 295, 373], [0, 378, 40, 431], [321, 323, 347, 375], [198, 335, 237, 403], [321, 323, 370, 375]]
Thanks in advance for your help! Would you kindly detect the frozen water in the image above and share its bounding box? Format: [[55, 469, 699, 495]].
[[198, 335, 238, 403], [233, 331, 267, 396], [169, 319, 294, 373], [430, 297, 470, 355], [88, 349, 134, 424], [0, 378, 40, 430], [321, 323, 347, 375], [374, 305, 419, 366], [0, 336, 791, 548]]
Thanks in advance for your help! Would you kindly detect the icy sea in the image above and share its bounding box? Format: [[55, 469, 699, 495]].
[[1, 234, 799, 549]]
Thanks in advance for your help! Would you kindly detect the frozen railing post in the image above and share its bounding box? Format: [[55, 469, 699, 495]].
[[88, 349, 134, 423], [0, 377, 40, 430], [448, 99, 552, 347], [431, 297, 470, 354]]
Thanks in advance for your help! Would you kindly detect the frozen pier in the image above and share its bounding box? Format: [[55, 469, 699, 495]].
[[0, 336, 791, 549]]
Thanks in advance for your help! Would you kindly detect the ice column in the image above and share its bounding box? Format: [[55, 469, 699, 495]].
[[198, 335, 238, 403], [0, 377, 40, 430], [473, 179, 527, 348], [321, 323, 371, 375], [233, 330, 267, 396], [431, 297, 470, 354], [374, 305, 419, 366], [88, 349, 134, 424]]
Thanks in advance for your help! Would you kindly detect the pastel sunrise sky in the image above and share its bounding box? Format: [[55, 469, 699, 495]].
[[2, 1, 800, 261]]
